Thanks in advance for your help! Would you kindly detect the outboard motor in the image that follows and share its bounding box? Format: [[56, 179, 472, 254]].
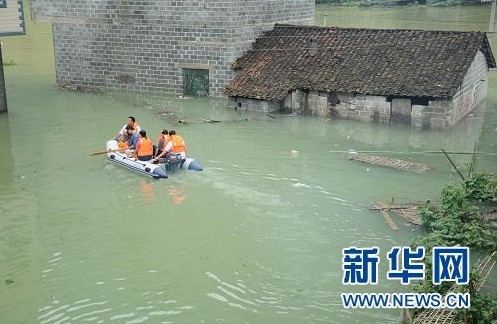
[[165, 154, 183, 172]]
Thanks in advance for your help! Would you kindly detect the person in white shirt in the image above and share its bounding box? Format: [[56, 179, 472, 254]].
[[114, 116, 141, 141]]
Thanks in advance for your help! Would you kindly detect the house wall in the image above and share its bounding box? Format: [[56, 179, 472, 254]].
[[29, 0, 314, 96], [409, 51, 488, 129], [329, 93, 391, 123], [448, 50, 488, 126], [231, 97, 281, 113], [227, 50, 489, 128]]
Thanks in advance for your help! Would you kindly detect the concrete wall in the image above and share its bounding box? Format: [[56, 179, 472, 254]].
[[29, 0, 314, 96]]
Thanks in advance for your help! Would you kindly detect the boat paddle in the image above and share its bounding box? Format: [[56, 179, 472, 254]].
[[89, 147, 135, 156]]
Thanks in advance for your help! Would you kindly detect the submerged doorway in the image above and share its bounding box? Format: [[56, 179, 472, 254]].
[[390, 98, 412, 125], [182, 68, 209, 96]]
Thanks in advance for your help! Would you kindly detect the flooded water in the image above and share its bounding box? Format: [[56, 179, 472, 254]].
[[1, 4, 496, 324]]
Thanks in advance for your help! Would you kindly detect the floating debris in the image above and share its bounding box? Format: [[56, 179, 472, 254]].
[[370, 202, 424, 226], [347, 152, 431, 173], [373, 204, 399, 231], [199, 118, 221, 123], [56, 82, 102, 93], [371, 202, 497, 227]]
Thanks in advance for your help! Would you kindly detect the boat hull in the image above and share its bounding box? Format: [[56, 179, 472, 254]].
[[106, 140, 168, 179]]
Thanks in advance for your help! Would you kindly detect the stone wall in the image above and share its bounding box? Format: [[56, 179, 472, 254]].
[[230, 97, 281, 113], [331, 93, 391, 123], [30, 0, 314, 96]]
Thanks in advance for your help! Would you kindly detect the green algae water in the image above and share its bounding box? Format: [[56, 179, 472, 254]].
[[1, 4, 497, 324]]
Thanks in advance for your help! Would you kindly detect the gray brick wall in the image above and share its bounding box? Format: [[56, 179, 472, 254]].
[[332, 93, 391, 123], [449, 50, 488, 126], [30, 0, 314, 96]]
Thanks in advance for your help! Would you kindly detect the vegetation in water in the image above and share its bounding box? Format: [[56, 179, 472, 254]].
[[2, 59, 17, 66], [411, 171, 497, 323]]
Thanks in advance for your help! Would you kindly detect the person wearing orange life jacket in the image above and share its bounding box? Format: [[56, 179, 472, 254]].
[[133, 130, 154, 161], [153, 130, 187, 161]]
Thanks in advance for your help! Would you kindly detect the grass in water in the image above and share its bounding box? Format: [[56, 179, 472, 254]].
[[2, 59, 17, 66]]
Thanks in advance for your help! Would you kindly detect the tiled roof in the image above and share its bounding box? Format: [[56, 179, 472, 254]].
[[225, 24, 495, 100]]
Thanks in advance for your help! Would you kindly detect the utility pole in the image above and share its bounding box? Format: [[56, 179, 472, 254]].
[[490, 0, 496, 33], [0, 42, 7, 113], [323, 13, 327, 27]]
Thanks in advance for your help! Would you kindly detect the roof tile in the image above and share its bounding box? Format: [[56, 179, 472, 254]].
[[225, 24, 495, 100]]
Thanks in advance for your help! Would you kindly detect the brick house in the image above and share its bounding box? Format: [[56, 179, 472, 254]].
[[225, 24, 496, 129], [29, 0, 314, 96]]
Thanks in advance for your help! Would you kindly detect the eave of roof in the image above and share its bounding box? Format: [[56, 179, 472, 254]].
[[225, 25, 495, 101]]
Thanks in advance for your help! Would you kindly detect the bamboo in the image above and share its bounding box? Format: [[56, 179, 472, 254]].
[[375, 205, 399, 231], [347, 152, 431, 173], [441, 149, 465, 181], [330, 150, 497, 156]]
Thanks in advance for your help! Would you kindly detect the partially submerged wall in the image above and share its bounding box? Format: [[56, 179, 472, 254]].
[[30, 0, 314, 96]]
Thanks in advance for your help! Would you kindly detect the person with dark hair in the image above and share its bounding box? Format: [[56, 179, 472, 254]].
[[153, 130, 187, 161], [126, 125, 140, 148], [114, 116, 141, 141], [154, 129, 170, 158], [133, 130, 153, 161]]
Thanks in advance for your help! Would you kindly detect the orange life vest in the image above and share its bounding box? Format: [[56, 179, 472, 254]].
[[170, 135, 186, 153], [118, 141, 128, 149], [136, 138, 153, 157]]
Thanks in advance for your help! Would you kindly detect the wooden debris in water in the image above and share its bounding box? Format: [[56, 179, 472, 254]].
[[144, 102, 222, 125], [199, 118, 221, 123], [347, 152, 431, 173], [370, 202, 424, 226], [374, 204, 399, 231], [371, 202, 497, 228], [56, 82, 101, 93]]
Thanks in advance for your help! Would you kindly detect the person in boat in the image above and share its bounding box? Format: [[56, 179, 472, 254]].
[[114, 116, 141, 142], [118, 125, 139, 150], [153, 130, 187, 162], [126, 125, 140, 148], [133, 130, 154, 161], [153, 129, 170, 158]]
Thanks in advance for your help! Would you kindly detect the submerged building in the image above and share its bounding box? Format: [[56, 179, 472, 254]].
[[29, 0, 314, 96], [225, 24, 496, 129]]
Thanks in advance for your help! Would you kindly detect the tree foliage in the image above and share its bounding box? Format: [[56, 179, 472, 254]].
[[412, 172, 497, 323]]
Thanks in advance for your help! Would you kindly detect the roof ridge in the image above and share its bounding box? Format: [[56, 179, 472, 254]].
[[273, 23, 484, 35]]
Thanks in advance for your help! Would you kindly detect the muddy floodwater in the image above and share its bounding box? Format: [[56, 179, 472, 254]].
[[1, 4, 496, 323]]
